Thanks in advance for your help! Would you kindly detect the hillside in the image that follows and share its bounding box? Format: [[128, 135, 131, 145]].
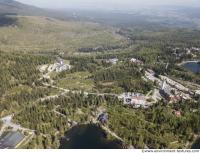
[[0, 1, 127, 54], [0, 15, 127, 53], [0, 0, 46, 15]]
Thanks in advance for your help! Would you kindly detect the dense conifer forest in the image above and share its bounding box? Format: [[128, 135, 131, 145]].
[[0, 1, 200, 149]]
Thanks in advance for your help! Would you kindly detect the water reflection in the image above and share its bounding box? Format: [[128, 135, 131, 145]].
[[59, 124, 124, 149]]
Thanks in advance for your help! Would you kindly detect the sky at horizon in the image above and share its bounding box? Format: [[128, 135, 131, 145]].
[[16, 0, 200, 10]]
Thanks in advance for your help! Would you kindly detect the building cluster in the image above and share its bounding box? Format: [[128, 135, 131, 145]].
[[119, 92, 149, 108], [48, 58, 71, 73], [158, 75, 195, 102], [145, 69, 193, 103], [105, 57, 143, 65], [159, 80, 182, 102], [172, 47, 200, 58], [187, 47, 200, 52]]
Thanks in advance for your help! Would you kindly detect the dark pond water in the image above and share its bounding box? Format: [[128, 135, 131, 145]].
[[59, 124, 124, 149], [191, 137, 200, 149], [183, 62, 200, 73]]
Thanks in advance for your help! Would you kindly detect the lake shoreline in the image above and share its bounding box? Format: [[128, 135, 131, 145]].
[[59, 124, 125, 149], [177, 60, 200, 66], [179, 60, 200, 73]]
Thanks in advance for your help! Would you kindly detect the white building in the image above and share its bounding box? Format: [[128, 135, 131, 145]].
[[130, 58, 143, 64], [119, 92, 147, 108], [47, 59, 71, 73], [191, 47, 200, 52], [55, 63, 71, 72], [106, 58, 118, 65]]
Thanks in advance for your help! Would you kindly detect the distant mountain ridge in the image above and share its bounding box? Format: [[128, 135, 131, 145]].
[[60, 6, 200, 29], [0, 0, 50, 16], [0, 0, 75, 22], [1, 0, 200, 29]]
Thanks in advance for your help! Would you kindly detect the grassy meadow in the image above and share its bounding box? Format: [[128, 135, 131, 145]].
[[55, 71, 95, 92]]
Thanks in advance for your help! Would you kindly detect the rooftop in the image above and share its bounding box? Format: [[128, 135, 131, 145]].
[[0, 131, 25, 149]]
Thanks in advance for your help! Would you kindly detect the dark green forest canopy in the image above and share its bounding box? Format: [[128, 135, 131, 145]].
[[0, 52, 53, 116], [107, 101, 200, 149], [12, 92, 200, 149], [0, 52, 52, 95], [0, 12, 200, 149]]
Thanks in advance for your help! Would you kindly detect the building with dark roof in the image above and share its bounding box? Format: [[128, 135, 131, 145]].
[[98, 113, 108, 125], [0, 131, 25, 149]]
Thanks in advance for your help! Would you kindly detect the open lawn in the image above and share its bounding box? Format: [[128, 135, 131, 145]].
[[56, 72, 95, 92]]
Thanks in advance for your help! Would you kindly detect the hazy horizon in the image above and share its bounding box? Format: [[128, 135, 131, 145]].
[[16, 0, 200, 10]]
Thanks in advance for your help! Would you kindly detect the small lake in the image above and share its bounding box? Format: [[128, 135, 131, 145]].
[[59, 124, 124, 149], [183, 62, 200, 73]]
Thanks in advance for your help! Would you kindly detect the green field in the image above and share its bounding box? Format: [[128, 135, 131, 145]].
[[56, 72, 95, 92]]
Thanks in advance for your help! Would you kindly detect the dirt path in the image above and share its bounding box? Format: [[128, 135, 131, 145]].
[[101, 125, 123, 142]]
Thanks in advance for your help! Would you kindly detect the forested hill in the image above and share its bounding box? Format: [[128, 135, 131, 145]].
[[0, 0, 46, 16], [0, 0, 71, 20]]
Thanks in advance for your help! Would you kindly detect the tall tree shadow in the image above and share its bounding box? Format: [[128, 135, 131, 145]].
[[59, 124, 124, 149]]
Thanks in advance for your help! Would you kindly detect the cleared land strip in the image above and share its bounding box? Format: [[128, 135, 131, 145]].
[[42, 83, 118, 99]]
